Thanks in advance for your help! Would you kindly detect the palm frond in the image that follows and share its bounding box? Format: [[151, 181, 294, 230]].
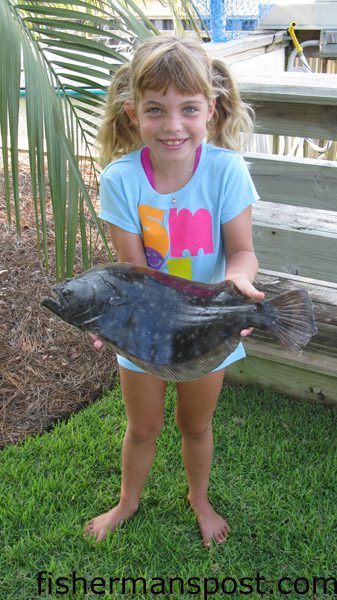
[[1, 0, 156, 279]]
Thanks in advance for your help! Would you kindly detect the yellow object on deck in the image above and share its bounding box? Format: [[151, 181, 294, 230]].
[[288, 22, 303, 54]]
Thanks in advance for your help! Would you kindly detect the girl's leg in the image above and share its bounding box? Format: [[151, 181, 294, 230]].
[[84, 366, 167, 542], [175, 369, 227, 547]]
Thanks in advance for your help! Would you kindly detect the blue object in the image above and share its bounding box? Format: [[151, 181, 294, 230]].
[[197, 0, 273, 42], [20, 87, 106, 97], [210, 0, 227, 42], [226, 16, 259, 31]]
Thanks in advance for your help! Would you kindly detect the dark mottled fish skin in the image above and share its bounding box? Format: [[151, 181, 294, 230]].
[[41, 263, 318, 381]]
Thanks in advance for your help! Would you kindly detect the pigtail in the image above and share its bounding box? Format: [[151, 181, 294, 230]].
[[208, 59, 254, 151], [96, 64, 143, 167]]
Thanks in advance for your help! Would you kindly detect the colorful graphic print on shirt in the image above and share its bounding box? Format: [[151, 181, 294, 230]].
[[138, 204, 213, 280]]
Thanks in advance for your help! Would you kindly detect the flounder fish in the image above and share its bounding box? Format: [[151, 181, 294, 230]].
[[42, 263, 317, 381]]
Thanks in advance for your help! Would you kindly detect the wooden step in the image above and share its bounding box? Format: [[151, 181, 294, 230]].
[[253, 203, 337, 282], [227, 338, 337, 404], [245, 152, 337, 211], [238, 72, 337, 140]]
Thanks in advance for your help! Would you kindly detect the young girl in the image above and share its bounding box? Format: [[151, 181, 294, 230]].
[[84, 34, 264, 547]]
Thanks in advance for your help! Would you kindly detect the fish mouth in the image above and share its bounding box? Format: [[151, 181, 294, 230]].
[[41, 285, 69, 317]]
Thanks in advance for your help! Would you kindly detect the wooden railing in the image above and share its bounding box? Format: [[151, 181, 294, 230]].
[[227, 72, 337, 403], [206, 31, 288, 65]]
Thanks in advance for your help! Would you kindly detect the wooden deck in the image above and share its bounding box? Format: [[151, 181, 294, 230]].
[[206, 31, 287, 65], [239, 73, 337, 139], [224, 71, 337, 403]]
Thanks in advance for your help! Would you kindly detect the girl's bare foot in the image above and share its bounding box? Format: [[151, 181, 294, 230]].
[[84, 502, 138, 542], [188, 496, 229, 548]]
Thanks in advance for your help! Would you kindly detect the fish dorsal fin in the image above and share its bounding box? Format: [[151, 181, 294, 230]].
[[143, 267, 229, 299], [99, 262, 243, 301]]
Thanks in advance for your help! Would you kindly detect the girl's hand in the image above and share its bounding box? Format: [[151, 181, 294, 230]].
[[89, 334, 104, 350], [227, 277, 265, 338]]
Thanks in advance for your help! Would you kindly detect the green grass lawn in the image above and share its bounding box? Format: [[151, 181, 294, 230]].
[[1, 381, 336, 600]]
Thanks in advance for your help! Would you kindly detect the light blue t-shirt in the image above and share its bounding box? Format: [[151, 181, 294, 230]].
[[99, 142, 259, 374]]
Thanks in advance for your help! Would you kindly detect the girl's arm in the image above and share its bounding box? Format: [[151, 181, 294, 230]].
[[222, 205, 264, 337], [222, 206, 263, 298], [108, 224, 148, 267]]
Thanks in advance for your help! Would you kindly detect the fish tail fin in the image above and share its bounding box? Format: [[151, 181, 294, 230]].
[[268, 289, 318, 352]]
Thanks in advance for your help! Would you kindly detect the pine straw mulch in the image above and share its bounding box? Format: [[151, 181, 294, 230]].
[[0, 155, 117, 448]]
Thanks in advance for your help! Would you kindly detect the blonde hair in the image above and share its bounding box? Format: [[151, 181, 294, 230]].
[[97, 35, 253, 167]]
